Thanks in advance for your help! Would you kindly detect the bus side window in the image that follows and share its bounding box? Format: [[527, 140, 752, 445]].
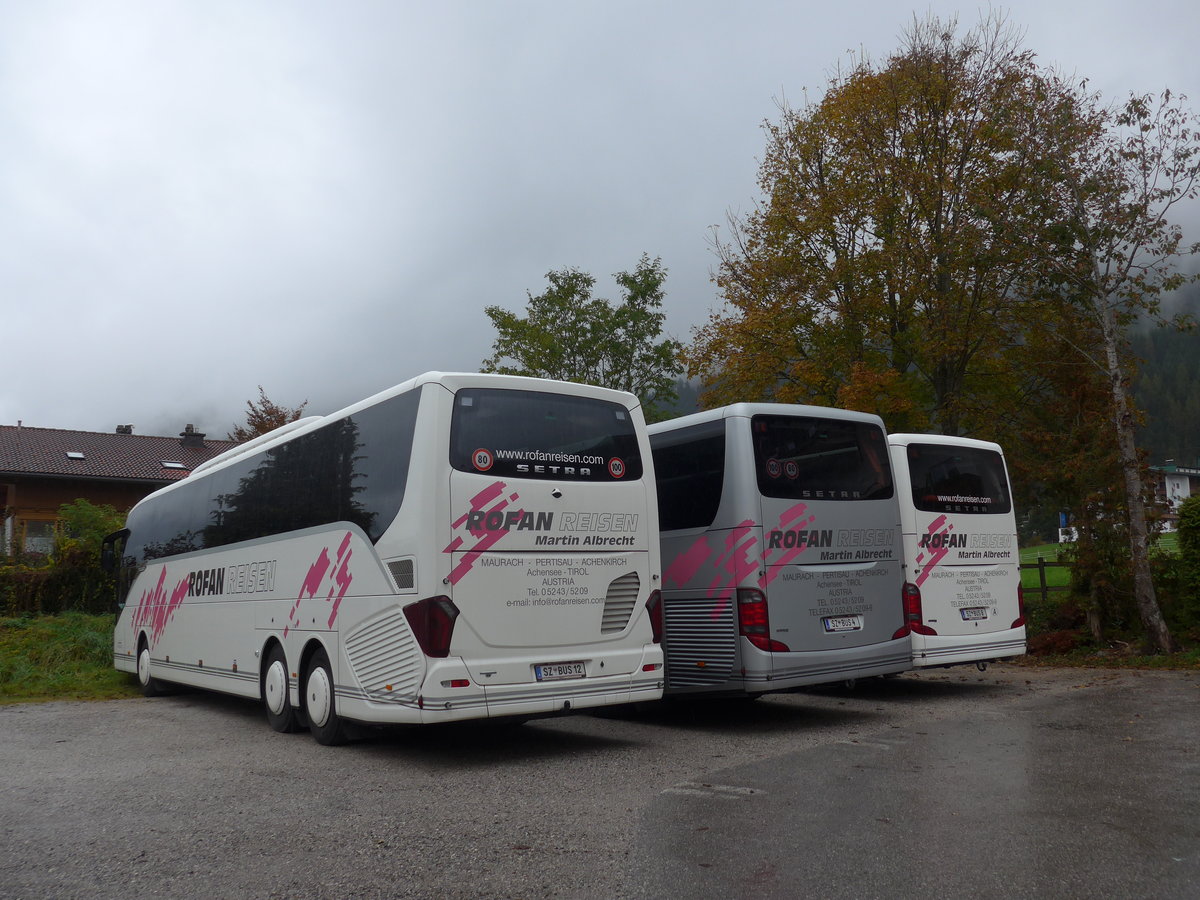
[[101, 529, 132, 611], [651, 421, 726, 531]]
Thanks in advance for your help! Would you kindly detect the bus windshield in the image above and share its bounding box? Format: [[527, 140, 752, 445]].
[[905, 443, 1011, 515], [752, 414, 892, 501], [449, 388, 643, 481]]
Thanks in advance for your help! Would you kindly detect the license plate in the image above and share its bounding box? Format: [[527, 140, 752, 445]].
[[823, 615, 863, 633], [535, 661, 586, 681], [960, 607, 989, 621]]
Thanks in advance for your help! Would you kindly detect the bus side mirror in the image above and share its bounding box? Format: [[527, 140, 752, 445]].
[[101, 529, 129, 574]]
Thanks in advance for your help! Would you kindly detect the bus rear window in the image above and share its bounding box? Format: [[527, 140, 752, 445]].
[[450, 388, 643, 481], [752, 414, 892, 501], [906, 444, 1011, 515]]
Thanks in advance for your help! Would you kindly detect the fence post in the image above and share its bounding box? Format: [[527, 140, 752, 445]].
[[1037, 555, 1048, 604]]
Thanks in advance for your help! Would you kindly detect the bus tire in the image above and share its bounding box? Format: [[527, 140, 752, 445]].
[[304, 647, 347, 746], [263, 644, 301, 734], [136, 638, 165, 697]]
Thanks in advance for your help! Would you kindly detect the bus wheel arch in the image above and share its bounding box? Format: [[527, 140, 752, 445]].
[[301, 641, 347, 746], [260, 639, 302, 734], [136, 634, 165, 697]]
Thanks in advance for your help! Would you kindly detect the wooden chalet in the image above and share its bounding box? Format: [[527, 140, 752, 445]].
[[0, 423, 238, 554]]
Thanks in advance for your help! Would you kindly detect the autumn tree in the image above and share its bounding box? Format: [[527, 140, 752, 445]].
[[1029, 89, 1200, 653], [690, 14, 1082, 436], [482, 254, 683, 421], [686, 11, 1200, 652], [227, 386, 310, 442]]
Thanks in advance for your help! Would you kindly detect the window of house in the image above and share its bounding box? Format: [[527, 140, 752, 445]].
[[22, 520, 55, 555]]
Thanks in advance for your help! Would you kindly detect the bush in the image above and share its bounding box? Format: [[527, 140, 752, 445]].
[[0, 500, 124, 616], [1179, 495, 1200, 560], [1028, 630, 1081, 655], [1023, 591, 1086, 637], [0, 562, 117, 616], [1155, 495, 1200, 638]]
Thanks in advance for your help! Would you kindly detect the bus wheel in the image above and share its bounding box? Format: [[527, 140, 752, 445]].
[[304, 647, 347, 746], [263, 645, 301, 734], [136, 638, 165, 697]]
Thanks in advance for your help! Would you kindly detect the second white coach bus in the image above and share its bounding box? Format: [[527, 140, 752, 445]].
[[108, 372, 664, 743], [887, 434, 1026, 668], [647, 404, 912, 697]]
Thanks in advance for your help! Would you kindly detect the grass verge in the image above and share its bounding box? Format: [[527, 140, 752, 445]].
[[1020, 534, 1179, 563], [0, 612, 140, 704], [2, 609, 1197, 708]]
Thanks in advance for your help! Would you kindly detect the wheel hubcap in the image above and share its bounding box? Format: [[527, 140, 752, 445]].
[[307, 667, 332, 728], [265, 660, 287, 716], [138, 649, 150, 686]]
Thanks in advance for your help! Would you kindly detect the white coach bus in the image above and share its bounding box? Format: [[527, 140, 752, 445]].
[[107, 373, 664, 744], [887, 434, 1026, 668], [647, 404, 911, 697]]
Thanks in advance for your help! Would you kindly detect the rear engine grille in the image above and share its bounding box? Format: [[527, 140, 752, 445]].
[[601, 572, 640, 634], [344, 608, 422, 699], [664, 596, 737, 685]]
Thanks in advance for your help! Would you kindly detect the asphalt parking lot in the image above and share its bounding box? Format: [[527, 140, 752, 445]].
[[1, 664, 1196, 899]]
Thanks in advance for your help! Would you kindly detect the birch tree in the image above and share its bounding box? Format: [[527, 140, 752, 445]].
[[1036, 89, 1200, 653]]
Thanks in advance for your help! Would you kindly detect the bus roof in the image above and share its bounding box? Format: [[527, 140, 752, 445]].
[[887, 433, 1005, 455], [129, 372, 641, 514], [648, 402, 886, 435]]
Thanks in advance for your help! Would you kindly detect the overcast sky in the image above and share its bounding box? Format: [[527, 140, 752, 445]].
[[2, 0, 1197, 437]]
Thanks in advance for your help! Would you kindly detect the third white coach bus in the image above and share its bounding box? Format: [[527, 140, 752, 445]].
[[108, 372, 664, 743], [887, 434, 1026, 668], [647, 404, 911, 697]]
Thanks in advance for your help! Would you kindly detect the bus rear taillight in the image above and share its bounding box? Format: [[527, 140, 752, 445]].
[[738, 588, 790, 652], [1012, 584, 1026, 629], [902, 582, 937, 636], [645, 590, 663, 643], [403, 596, 460, 658]]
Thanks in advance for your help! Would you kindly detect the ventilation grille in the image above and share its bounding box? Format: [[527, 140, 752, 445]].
[[387, 558, 415, 591], [663, 596, 737, 685], [601, 572, 641, 634], [344, 609, 422, 699]]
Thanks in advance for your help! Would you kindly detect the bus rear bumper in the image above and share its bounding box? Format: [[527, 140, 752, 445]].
[[479, 670, 664, 720], [335, 647, 665, 725], [742, 637, 913, 692], [911, 627, 1027, 667]]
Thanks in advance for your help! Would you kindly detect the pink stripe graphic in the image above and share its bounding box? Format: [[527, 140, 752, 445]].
[[914, 515, 952, 588], [284, 531, 355, 636], [131, 566, 189, 646], [444, 481, 523, 585], [762, 501, 818, 583]]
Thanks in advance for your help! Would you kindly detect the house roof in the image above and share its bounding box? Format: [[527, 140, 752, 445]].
[[0, 425, 240, 484], [1151, 463, 1200, 477]]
